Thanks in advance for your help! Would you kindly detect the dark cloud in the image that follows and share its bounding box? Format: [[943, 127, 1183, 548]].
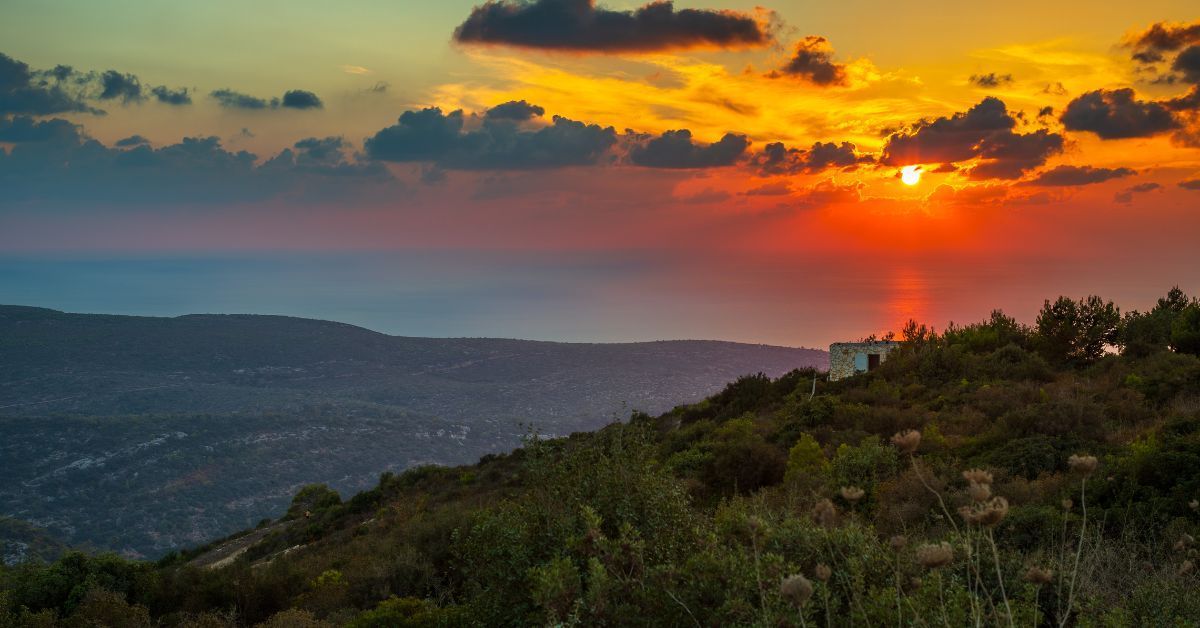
[[768, 36, 847, 86], [453, 0, 771, 53], [0, 122, 393, 208], [1180, 178, 1200, 190], [881, 97, 1063, 180], [210, 88, 272, 110], [627, 129, 748, 168], [1127, 20, 1200, 63], [210, 88, 323, 110], [1037, 106, 1054, 118], [1043, 82, 1067, 96], [1060, 88, 1179, 139], [365, 106, 618, 169], [0, 115, 82, 143], [751, 141, 868, 175], [1114, 181, 1162, 203], [98, 71, 143, 103], [280, 89, 323, 109], [114, 134, 150, 147], [970, 73, 1013, 88], [0, 52, 98, 115], [486, 100, 545, 121], [367, 81, 389, 94], [151, 86, 192, 105], [1020, 165, 1136, 187], [1173, 45, 1200, 84]]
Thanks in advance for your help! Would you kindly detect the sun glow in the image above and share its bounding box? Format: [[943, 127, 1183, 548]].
[[901, 166, 922, 186]]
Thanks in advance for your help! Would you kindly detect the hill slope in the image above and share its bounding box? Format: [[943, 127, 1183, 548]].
[[0, 306, 825, 556], [5, 291, 1199, 626]]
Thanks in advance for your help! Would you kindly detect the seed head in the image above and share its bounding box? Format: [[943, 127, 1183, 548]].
[[840, 486, 865, 502], [960, 496, 1008, 527], [962, 469, 993, 485], [968, 481, 992, 502], [814, 563, 832, 582], [1023, 567, 1053, 585], [1068, 454, 1098, 476], [915, 542, 954, 569], [812, 498, 839, 529], [1179, 560, 1195, 576], [1174, 534, 1195, 553], [1061, 499, 1073, 511], [891, 430, 921, 454], [890, 535, 908, 550], [1189, 499, 1198, 512], [780, 574, 814, 607]]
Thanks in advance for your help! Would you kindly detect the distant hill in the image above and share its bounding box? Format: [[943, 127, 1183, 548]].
[[0, 305, 826, 556]]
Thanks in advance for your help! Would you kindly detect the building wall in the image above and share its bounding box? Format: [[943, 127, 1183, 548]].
[[828, 341, 900, 381]]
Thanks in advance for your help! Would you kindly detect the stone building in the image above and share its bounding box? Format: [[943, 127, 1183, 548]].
[[828, 341, 900, 381]]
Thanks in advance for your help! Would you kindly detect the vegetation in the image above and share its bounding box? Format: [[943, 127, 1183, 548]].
[[3, 289, 1200, 626]]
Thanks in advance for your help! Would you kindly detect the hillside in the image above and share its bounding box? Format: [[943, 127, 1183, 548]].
[[2, 289, 1198, 626], [0, 306, 825, 557]]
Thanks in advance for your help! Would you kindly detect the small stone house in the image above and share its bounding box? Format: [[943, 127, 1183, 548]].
[[828, 341, 900, 381]]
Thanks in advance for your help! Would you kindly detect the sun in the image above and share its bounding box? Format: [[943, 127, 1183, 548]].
[[901, 165, 923, 186]]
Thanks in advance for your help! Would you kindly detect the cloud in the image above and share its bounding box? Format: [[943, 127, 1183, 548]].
[[0, 115, 82, 143], [1174, 45, 1200, 84], [1114, 181, 1162, 203], [210, 88, 272, 110], [151, 86, 192, 105], [98, 71, 143, 103], [452, 0, 771, 53], [0, 52, 98, 115], [767, 36, 847, 86], [114, 134, 150, 147], [881, 97, 1063, 180], [280, 89, 323, 109], [485, 100, 545, 121], [0, 119, 393, 208], [365, 105, 618, 169], [1180, 178, 1200, 190], [742, 181, 791, 196], [751, 141, 869, 175], [926, 183, 1011, 207], [627, 129, 748, 168], [1060, 88, 1179, 139], [1126, 20, 1200, 64], [209, 88, 322, 110], [1020, 165, 1136, 187], [969, 73, 1014, 88], [791, 178, 864, 206]]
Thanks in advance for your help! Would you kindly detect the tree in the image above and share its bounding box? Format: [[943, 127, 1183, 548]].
[[1035, 295, 1119, 366], [1170, 304, 1200, 356]]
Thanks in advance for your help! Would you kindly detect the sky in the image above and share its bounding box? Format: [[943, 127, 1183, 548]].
[[1, 1, 1199, 347]]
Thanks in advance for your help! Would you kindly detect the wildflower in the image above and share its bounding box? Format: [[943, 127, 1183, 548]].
[[915, 542, 954, 569], [891, 430, 921, 454], [890, 535, 908, 550], [962, 469, 993, 485], [814, 563, 832, 582], [1023, 567, 1053, 585], [812, 498, 839, 529], [840, 486, 865, 502], [968, 481, 992, 502], [780, 574, 814, 607], [1068, 454, 1098, 476]]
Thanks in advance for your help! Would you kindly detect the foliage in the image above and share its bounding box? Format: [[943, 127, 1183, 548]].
[[4, 289, 1200, 625]]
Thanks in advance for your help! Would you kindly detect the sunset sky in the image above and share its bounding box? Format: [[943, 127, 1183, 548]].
[[2, 1, 1199, 347]]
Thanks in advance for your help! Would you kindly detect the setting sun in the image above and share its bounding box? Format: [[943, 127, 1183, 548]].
[[901, 165, 923, 186]]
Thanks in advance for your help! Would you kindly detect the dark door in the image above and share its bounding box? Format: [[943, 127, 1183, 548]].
[[867, 353, 881, 370]]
